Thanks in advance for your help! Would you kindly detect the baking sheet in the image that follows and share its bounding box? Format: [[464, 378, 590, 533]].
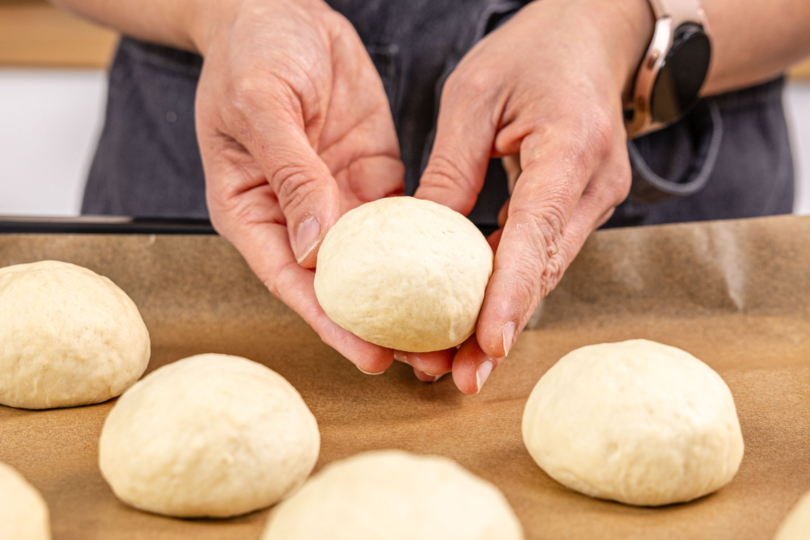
[[1, 214, 810, 539]]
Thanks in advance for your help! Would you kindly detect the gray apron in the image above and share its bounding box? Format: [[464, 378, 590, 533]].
[[82, 0, 794, 229]]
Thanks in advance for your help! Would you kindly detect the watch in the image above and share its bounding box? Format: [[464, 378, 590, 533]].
[[624, 0, 712, 139]]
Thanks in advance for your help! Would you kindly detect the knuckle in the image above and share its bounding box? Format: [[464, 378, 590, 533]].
[[441, 70, 465, 99], [231, 193, 274, 229], [594, 157, 632, 209], [538, 253, 567, 298], [611, 159, 632, 205], [588, 111, 616, 158], [423, 153, 475, 193], [271, 163, 321, 215], [558, 111, 616, 172], [264, 271, 284, 300], [443, 66, 491, 101], [324, 9, 357, 36], [511, 205, 566, 263], [227, 72, 260, 117], [536, 206, 567, 259]]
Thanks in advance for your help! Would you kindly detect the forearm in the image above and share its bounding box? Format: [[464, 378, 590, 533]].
[[702, 0, 810, 94], [619, 0, 810, 97], [540, 0, 810, 107], [48, 0, 214, 53]]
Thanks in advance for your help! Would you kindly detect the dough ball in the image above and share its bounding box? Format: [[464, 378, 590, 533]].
[[775, 490, 810, 540], [262, 450, 524, 540], [0, 462, 51, 540], [99, 353, 320, 518], [0, 260, 150, 409], [522, 339, 744, 506], [314, 197, 493, 352]]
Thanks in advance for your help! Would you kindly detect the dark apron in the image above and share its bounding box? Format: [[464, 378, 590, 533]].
[[82, 0, 794, 229]]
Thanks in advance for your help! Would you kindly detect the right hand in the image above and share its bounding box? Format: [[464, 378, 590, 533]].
[[192, 0, 403, 373]]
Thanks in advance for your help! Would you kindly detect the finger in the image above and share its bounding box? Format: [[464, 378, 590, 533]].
[[338, 155, 405, 202], [413, 367, 443, 383], [476, 143, 628, 359], [257, 126, 341, 268], [234, 217, 394, 374], [474, 124, 608, 359], [310, 14, 405, 211], [476, 165, 587, 358], [539, 180, 622, 282], [487, 228, 503, 252], [202, 136, 394, 375], [497, 198, 509, 228], [394, 349, 455, 377], [220, 80, 342, 269], [414, 68, 503, 215], [451, 336, 500, 395], [501, 154, 521, 192]]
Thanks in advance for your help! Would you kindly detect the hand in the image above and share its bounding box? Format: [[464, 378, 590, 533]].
[[193, 0, 403, 373], [411, 0, 654, 393]]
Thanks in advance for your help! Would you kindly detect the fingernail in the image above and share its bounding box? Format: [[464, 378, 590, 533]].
[[502, 321, 516, 357], [475, 360, 494, 394], [429, 374, 443, 383], [358, 367, 385, 376], [393, 351, 407, 363], [294, 217, 321, 262]]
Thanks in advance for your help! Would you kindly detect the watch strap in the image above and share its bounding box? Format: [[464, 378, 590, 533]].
[[627, 100, 723, 203], [649, 0, 707, 28]]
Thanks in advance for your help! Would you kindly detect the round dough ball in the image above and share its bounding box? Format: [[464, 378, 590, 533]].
[[99, 353, 320, 518], [314, 197, 493, 352], [262, 450, 524, 540], [0, 260, 150, 409], [522, 339, 744, 506], [0, 462, 51, 540], [775, 490, 810, 540]]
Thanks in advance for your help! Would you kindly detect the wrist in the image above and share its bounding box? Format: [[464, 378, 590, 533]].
[[602, 0, 656, 103], [187, 0, 242, 56]]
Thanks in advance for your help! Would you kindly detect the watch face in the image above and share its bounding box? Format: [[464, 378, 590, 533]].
[[651, 23, 712, 125]]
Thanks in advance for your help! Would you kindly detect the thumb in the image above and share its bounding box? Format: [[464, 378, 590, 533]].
[[250, 123, 341, 269], [414, 70, 500, 215]]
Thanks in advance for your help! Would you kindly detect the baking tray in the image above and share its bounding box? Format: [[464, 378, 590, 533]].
[[1, 214, 809, 539]]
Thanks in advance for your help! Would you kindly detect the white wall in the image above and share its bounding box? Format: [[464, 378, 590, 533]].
[[1, 68, 810, 217], [786, 83, 810, 214], [0, 69, 107, 216]]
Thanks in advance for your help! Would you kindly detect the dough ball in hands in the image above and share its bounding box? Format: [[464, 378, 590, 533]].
[[774, 490, 810, 540], [0, 260, 150, 409], [99, 354, 320, 518], [522, 339, 744, 506], [0, 462, 51, 540], [314, 197, 493, 353], [262, 450, 524, 540]]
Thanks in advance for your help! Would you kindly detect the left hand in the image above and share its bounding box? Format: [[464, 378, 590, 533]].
[[407, 0, 654, 393]]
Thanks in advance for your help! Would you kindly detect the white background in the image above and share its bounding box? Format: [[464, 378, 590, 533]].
[[1, 68, 809, 216]]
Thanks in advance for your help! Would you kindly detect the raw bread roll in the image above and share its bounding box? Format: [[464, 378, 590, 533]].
[[0, 462, 51, 540], [0, 260, 150, 409], [522, 339, 744, 506], [99, 354, 320, 518], [262, 450, 524, 540], [314, 197, 493, 352], [774, 490, 810, 540]]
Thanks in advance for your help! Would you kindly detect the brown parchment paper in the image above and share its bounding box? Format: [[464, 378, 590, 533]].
[[2, 214, 810, 540]]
